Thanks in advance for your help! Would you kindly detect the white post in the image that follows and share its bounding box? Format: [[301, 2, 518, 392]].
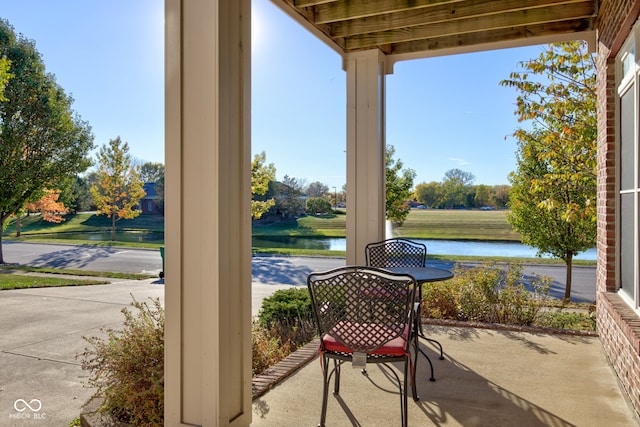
[[165, 1, 252, 425], [345, 50, 389, 265]]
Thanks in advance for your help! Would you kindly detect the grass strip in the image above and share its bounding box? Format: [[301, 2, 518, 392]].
[[0, 274, 108, 290], [0, 265, 155, 280]]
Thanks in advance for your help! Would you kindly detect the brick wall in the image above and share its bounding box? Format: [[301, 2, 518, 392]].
[[596, 0, 640, 419]]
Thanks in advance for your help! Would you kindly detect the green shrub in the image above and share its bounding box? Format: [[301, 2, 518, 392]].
[[252, 287, 316, 375], [535, 310, 597, 331], [422, 262, 550, 326], [80, 297, 164, 427], [422, 280, 460, 319], [258, 287, 313, 328]]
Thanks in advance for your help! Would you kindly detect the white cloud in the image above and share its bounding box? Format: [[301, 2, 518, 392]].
[[448, 157, 471, 166]]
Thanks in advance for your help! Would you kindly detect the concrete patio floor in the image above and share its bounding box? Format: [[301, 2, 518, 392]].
[[251, 325, 639, 426]]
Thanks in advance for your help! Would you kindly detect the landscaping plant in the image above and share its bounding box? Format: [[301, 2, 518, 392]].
[[423, 262, 551, 326], [253, 287, 316, 375], [80, 297, 164, 427]]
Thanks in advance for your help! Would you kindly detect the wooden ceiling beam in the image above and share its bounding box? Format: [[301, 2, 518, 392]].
[[294, 0, 335, 6], [314, 0, 465, 24], [386, 18, 594, 55], [343, 2, 595, 50], [330, 0, 592, 38]]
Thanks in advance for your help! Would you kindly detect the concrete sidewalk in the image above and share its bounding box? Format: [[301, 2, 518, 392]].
[[251, 325, 640, 426], [0, 278, 164, 426]]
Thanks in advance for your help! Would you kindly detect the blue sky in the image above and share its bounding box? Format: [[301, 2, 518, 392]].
[[1, 0, 545, 190]]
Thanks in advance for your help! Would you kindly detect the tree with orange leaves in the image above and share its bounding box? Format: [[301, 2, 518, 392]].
[[25, 189, 68, 223], [90, 137, 146, 241]]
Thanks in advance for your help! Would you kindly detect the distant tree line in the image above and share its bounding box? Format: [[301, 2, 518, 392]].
[[413, 169, 510, 210]]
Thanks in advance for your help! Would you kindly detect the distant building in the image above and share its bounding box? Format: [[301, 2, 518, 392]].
[[140, 182, 160, 214]]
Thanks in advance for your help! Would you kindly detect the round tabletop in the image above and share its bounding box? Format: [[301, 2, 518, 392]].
[[383, 266, 453, 283]]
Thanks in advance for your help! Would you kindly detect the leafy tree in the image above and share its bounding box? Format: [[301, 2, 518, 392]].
[[138, 162, 164, 183], [25, 189, 68, 223], [440, 168, 475, 208], [306, 181, 329, 199], [492, 185, 511, 208], [306, 197, 332, 215], [0, 20, 94, 263], [474, 184, 493, 208], [386, 145, 416, 227], [0, 55, 11, 101], [501, 41, 596, 300], [66, 175, 94, 213], [251, 151, 276, 219], [414, 181, 441, 208], [90, 137, 146, 241], [271, 175, 305, 219]]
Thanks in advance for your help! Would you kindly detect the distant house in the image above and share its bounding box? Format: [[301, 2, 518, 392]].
[[140, 182, 160, 214]]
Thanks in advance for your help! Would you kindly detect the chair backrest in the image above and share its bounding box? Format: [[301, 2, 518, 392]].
[[365, 238, 426, 268], [307, 266, 416, 353]]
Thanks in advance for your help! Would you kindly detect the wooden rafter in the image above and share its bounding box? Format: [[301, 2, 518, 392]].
[[272, 0, 597, 55]]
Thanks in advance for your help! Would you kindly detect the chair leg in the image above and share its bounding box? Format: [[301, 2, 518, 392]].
[[402, 359, 409, 427], [411, 335, 420, 401], [423, 336, 445, 360], [417, 303, 445, 360], [333, 360, 341, 395], [415, 312, 436, 381], [319, 355, 330, 427]]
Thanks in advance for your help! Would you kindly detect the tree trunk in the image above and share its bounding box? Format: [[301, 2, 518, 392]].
[[0, 218, 5, 264], [564, 252, 573, 301], [111, 215, 116, 241], [16, 216, 21, 238]]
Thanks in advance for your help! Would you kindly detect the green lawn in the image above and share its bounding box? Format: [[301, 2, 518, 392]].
[[396, 209, 520, 241], [2, 213, 165, 248], [0, 273, 107, 290], [3, 213, 164, 235], [254, 209, 520, 241]]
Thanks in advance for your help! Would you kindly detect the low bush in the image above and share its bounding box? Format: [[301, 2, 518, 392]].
[[80, 297, 164, 427], [535, 310, 597, 330], [253, 287, 316, 375], [257, 287, 313, 328], [423, 262, 552, 327]]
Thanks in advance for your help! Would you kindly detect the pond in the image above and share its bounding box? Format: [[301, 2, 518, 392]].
[[24, 231, 165, 243], [251, 236, 597, 260]]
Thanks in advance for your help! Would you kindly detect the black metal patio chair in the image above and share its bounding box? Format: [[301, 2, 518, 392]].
[[307, 266, 419, 427], [365, 238, 445, 381]]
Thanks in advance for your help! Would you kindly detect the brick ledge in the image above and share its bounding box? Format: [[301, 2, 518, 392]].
[[252, 338, 320, 400], [600, 292, 640, 354]]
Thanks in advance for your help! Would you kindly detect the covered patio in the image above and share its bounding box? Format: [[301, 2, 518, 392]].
[[251, 325, 636, 426], [164, 1, 640, 425]]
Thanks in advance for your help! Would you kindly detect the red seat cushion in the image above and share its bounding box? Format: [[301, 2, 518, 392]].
[[322, 322, 410, 356]]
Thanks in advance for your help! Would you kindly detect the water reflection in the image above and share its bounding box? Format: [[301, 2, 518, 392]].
[[252, 236, 596, 260]]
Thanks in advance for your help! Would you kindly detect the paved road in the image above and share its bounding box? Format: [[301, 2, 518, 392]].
[[2, 241, 162, 275], [252, 255, 596, 303], [3, 242, 596, 302]]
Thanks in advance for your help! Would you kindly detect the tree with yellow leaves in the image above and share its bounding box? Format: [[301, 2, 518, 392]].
[[501, 41, 596, 300], [90, 137, 146, 241]]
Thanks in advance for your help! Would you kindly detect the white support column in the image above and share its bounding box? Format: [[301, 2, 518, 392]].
[[165, 1, 252, 426], [345, 50, 389, 265]]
